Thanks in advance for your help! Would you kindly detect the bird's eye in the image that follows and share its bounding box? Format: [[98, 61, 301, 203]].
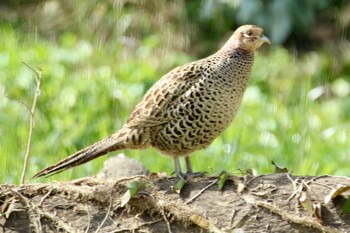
[[243, 31, 253, 37]]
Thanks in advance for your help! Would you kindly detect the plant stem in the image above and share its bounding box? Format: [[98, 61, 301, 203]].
[[20, 63, 42, 185]]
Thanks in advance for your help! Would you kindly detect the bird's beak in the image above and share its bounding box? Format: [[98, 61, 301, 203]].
[[260, 35, 271, 44]]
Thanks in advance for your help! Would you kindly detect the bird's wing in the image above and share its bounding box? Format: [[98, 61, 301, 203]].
[[125, 61, 204, 128]]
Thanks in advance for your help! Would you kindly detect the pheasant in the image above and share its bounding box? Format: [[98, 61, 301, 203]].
[[33, 25, 270, 180]]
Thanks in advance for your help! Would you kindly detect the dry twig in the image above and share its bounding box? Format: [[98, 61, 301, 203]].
[[184, 179, 217, 204], [19, 62, 42, 185]]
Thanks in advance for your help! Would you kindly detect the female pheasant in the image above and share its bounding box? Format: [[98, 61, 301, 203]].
[[33, 25, 270, 180]]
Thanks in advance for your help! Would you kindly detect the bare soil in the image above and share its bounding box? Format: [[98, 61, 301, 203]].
[[1, 173, 350, 233]]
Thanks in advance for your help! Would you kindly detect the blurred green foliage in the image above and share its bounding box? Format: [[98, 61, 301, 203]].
[[236, 0, 331, 43], [1, 0, 350, 184]]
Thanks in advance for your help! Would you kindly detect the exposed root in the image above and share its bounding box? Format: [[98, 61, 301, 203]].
[[112, 219, 163, 232], [241, 194, 340, 233], [161, 209, 173, 233], [8, 187, 76, 233], [95, 197, 113, 233]]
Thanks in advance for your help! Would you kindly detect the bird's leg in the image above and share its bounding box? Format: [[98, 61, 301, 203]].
[[185, 156, 193, 173], [185, 156, 206, 177], [174, 157, 186, 181]]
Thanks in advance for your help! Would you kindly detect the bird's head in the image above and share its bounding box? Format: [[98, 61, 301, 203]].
[[224, 25, 270, 53]]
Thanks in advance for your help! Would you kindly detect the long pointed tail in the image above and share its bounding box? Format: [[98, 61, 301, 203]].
[[33, 131, 128, 178]]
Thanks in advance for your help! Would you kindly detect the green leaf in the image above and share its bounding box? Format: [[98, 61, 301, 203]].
[[218, 171, 228, 191], [171, 179, 186, 194], [272, 161, 289, 173], [127, 181, 145, 197], [120, 181, 145, 207], [342, 198, 350, 214]]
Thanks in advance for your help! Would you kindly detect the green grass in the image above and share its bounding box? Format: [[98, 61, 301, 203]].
[[1, 26, 350, 185]]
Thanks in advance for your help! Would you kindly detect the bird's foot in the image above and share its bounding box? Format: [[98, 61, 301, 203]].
[[172, 171, 207, 181], [171, 171, 207, 193], [183, 171, 207, 178], [173, 157, 206, 182], [173, 171, 187, 182]]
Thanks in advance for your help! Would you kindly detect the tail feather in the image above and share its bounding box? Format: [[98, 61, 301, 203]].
[[33, 132, 127, 178]]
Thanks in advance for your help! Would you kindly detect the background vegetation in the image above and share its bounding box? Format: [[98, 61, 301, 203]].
[[1, 0, 350, 184]]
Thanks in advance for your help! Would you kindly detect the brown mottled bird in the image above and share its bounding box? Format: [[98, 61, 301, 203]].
[[33, 25, 270, 180]]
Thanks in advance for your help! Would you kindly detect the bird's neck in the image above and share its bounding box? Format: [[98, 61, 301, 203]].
[[216, 45, 254, 62]]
